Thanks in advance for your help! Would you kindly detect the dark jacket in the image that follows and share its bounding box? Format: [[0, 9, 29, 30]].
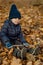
[[1, 19, 26, 44]]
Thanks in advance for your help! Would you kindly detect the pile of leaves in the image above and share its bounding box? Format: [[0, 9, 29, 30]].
[[0, 1, 43, 65], [0, 42, 43, 65]]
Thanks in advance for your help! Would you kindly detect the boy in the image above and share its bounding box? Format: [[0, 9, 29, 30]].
[[0, 4, 37, 59]]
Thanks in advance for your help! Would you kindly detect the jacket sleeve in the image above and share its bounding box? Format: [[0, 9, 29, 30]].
[[1, 20, 10, 44], [18, 26, 26, 43]]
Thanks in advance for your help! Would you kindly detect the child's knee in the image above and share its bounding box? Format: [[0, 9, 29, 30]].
[[13, 47, 27, 59]]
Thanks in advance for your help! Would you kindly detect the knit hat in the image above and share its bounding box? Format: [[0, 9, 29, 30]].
[[9, 4, 21, 19]]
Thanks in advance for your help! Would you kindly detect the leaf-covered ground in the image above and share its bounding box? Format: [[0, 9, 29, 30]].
[[0, 0, 43, 65]]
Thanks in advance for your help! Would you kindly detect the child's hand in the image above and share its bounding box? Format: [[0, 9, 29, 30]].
[[6, 42, 12, 49]]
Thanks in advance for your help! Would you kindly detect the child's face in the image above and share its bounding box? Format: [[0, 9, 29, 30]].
[[11, 18, 20, 25]]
